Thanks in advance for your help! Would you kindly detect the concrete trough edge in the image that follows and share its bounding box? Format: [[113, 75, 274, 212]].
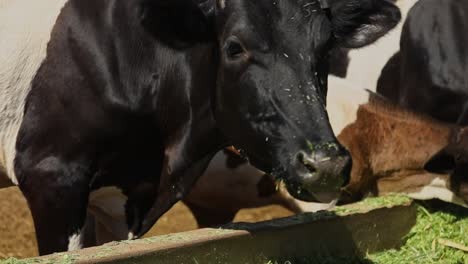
[[12, 197, 417, 264]]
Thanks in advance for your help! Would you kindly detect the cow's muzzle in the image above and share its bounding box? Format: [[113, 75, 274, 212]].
[[288, 143, 352, 203]]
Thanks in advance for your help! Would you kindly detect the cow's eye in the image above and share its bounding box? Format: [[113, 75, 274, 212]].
[[224, 37, 246, 60]]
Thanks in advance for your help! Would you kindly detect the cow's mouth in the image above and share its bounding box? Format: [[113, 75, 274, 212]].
[[285, 180, 341, 204]]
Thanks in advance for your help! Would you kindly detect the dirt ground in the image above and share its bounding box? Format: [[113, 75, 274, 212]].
[[0, 187, 292, 259]]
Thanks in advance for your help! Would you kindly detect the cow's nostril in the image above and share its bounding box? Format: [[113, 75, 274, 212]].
[[304, 162, 317, 174], [296, 151, 317, 174], [296, 151, 305, 163]]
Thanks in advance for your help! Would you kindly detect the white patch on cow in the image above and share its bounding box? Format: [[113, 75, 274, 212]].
[[406, 177, 467, 208], [67, 231, 83, 251], [88, 187, 130, 243], [218, 0, 226, 9], [128, 232, 135, 240], [0, 0, 68, 185]]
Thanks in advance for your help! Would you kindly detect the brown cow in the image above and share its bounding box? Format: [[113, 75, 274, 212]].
[[338, 95, 467, 206]]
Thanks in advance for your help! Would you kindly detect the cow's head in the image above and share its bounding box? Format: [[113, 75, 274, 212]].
[[145, 0, 400, 202]]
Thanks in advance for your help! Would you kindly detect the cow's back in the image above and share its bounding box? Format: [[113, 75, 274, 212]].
[[0, 0, 67, 184], [402, 0, 468, 95], [338, 97, 454, 201], [378, 0, 468, 124]]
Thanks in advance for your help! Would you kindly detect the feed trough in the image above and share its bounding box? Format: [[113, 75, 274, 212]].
[[5, 196, 418, 264]]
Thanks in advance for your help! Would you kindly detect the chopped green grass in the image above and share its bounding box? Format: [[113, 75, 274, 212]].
[[0, 253, 77, 264], [266, 199, 467, 264], [369, 200, 468, 264], [333, 194, 412, 215], [3, 197, 466, 264]]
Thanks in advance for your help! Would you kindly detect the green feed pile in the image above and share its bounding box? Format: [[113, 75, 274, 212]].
[[266, 198, 467, 264], [368, 200, 467, 264]]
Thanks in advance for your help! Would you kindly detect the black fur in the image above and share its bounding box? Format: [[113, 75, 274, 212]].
[[13, 0, 399, 255], [377, 0, 468, 125]]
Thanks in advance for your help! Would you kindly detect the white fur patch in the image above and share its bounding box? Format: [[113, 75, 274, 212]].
[[67, 231, 83, 251], [218, 0, 226, 9], [407, 177, 467, 208], [0, 0, 68, 185]]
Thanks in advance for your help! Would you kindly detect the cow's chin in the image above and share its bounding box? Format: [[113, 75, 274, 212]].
[[284, 181, 340, 205], [247, 157, 341, 205], [284, 180, 316, 202]]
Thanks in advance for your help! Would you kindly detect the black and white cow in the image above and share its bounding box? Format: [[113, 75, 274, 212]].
[[326, 0, 418, 133], [179, 0, 420, 231], [377, 0, 468, 125], [0, 0, 400, 255]]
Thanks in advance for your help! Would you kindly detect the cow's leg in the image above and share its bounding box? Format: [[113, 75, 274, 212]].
[[82, 213, 97, 247], [17, 161, 90, 255], [184, 201, 237, 227]]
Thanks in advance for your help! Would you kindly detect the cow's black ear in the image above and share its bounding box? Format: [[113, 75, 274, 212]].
[[140, 0, 215, 49], [330, 0, 401, 48], [424, 148, 456, 174]]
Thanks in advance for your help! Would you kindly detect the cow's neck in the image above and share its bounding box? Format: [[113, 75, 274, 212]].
[[61, 0, 227, 149]]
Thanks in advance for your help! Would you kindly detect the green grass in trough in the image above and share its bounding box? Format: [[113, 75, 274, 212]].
[[2, 196, 466, 264], [266, 197, 467, 264], [368, 200, 468, 264]]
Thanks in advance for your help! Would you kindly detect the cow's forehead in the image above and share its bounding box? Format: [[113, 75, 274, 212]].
[[222, 0, 326, 49], [225, 0, 322, 25]]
